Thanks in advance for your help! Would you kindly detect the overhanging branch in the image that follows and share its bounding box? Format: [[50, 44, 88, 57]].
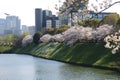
[[95, 1, 120, 14]]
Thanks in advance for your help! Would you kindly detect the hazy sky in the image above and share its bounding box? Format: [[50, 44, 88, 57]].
[[0, 0, 64, 26], [0, 0, 119, 26]]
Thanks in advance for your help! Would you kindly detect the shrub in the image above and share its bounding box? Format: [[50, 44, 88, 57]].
[[44, 28, 55, 35], [14, 34, 28, 46], [116, 18, 120, 29], [100, 13, 120, 26], [43, 25, 70, 35], [58, 25, 70, 33], [78, 21, 84, 26], [83, 18, 100, 28]]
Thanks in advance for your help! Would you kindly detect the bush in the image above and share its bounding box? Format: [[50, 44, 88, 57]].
[[43, 25, 70, 35], [44, 28, 55, 35], [33, 32, 42, 44], [100, 13, 120, 26], [15, 35, 26, 46], [83, 18, 100, 28], [78, 21, 84, 26], [116, 18, 120, 30], [58, 25, 70, 33]]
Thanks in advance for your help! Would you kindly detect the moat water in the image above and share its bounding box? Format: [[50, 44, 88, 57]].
[[0, 54, 119, 80]]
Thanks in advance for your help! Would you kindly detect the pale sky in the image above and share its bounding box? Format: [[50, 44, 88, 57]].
[[0, 0, 65, 26], [0, 0, 119, 26], [89, 0, 120, 14]]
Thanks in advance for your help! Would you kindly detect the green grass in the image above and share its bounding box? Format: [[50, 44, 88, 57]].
[[2, 42, 120, 69], [0, 46, 13, 53]]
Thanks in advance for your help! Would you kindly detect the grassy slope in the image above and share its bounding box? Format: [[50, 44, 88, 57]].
[[0, 46, 13, 53], [9, 42, 120, 69]]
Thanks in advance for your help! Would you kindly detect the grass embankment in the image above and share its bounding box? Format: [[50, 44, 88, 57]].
[[7, 42, 120, 70], [0, 46, 13, 53]]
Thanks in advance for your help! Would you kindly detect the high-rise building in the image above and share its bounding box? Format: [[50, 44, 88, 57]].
[[35, 8, 42, 32], [46, 19, 52, 29], [42, 10, 52, 29], [5, 16, 21, 35], [0, 18, 6, 36], [35, 8, 61, 31], [46, 15, 60, 28], [22, 25, 29, 33], [28, 26, 35, 36], [51, 15, 59, 28], [55, 20, 61, 28], [59, 12, 69, 26], [90, 11, 113, 20], [59, 11, 114, 27]]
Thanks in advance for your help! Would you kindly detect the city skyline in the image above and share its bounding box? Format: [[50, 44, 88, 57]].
[[35, 8, 60, 32], [0, 0, 65, 26], [0, 0, 119, 26], [0, 15, 21, 36]]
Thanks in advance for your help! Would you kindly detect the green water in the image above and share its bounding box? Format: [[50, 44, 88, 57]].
[[0, 54, 119, 80]]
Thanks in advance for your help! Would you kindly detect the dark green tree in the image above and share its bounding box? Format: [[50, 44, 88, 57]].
[[116, 18, 120, 29], [100, 13, 120, 26], [33, 32, 42, 44]]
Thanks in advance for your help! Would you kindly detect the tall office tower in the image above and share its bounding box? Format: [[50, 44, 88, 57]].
[[0, 18, 6, 36], [22, 25, 29, 33], [6, 16, 21, 35], [46, 15, 60, 28], [42, 10, 52, 29], [35, 8, 42, 32], [58, 12, 69, 26], [28, 26, 35, 36], [49, 11, 52, 17]]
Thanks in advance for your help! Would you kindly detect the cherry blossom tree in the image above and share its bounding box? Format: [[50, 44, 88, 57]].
[[40, 34, 53, 43], [39, 25, 114, 45], [52, 34, 64, 42], [22, 35, 33, 46], [58, 0, 120, 26], [104, 30, 120, 54]]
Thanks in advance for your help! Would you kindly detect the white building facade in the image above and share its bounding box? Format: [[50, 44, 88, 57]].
[[46, 20, 52, 29], [55, 20, 61, 28]]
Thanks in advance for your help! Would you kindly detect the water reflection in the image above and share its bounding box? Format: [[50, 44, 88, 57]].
[[33, 57, 63, 80], [0, 54, 119, 80], [0, 54, 35, 80], [58, 64, 120, 80]]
